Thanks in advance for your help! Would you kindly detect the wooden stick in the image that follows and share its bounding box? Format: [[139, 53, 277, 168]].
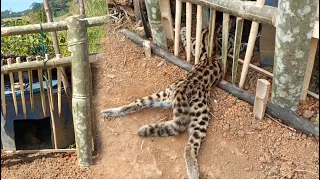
[[239, 0, 265, 88], [16, 57, 27, 119], [221, 13, 230, 77], [253, 79, 270, 120], [45, 54, 54, 111], [2, 149, 76, 154], [186, 2, 192, 62], [232, 17, 244, 84], [36, 56, 46, 117], [7, 58, 18, 116], [56, 54, 62, 117], [174, 0, 182, 56], [26, 57, 34, 112], [1, 60, 6, 119], [300, 38, 318, 100], [195, 5, 203, 64], [143, 40, 152, 58], [207, 9, 216, 58], [159, 0, 174, 40]]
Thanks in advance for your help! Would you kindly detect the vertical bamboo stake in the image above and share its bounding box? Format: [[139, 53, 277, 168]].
[[186, 2, 192, 62], [221, 13, 230, 77], [174, 0, 182, 56], [44, 71, 58, 149], [207, 9, 216, 58], [1, 60, 6, 119], [195, 5, 203, 64], [26, 57, 34, 112], [143, 40, 152, 58], [45, 54, 54, 111], [253, 79, 270, 120], [239, 0, 265, 88], [7, 58, 18, 116], [66, 15, 92, 167], [232, 17, 244, 84], [37, 56, 46, 117], [56, 54, 62, 117], [300, 38, 318, 100], [16, 57, 27, 119]]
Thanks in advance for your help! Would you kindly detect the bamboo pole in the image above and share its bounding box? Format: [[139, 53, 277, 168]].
[[16, 57, 27, 119], [1, 53, 99, 74], [44, 71, 57, 149], [232, 17, 244, 84], [45, 54, 54, 111], [7, 58, 18, 116], [78, 0, 86, 19], [56, 54, 62, 117], [66, 15, 92, 167], [1, 16, 108, 37], [144, 0, 168, 50], [174, 0, 182, 56], [195, 5, 203, 64], [159, 0, 174, 40], [186, 2, 192, 62], [300, 38, 318, 100], [26, 57, 34, 112], [239, 0, 265, 88], [36, 56, 46, 117], [272, 0, 318, 112], [207, 9, 216, 58], [221, 13, 230, 77], [253, 79, 270, 120], [2, 149, 76, 154], [1, 60, 6, 119]]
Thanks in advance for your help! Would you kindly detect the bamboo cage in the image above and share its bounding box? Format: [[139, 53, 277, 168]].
[[172, 0, 319, 104], [1, 15, 107, 166]]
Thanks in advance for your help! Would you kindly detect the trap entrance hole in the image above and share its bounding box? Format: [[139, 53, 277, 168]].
[[14, 117, 53, 150]]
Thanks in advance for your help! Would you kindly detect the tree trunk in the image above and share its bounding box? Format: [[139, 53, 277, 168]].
[[271, 0, 318, 112]]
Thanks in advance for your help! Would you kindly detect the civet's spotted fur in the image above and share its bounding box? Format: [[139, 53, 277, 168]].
[[101, 19, 250, 179]]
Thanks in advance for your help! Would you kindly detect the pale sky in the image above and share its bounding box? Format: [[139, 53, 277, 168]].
[[1, 0, 43, 12]]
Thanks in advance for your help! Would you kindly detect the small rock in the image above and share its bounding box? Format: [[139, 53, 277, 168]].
[[269, 166, 279, 176], [106, 74, 116, 79], [302, 110, 314, 119], [245, 167, 250, 171], [223, 124, 230, 131], [259, 156, 266, 163], [301, 134, 307, 139], [142, 63, 147, 67], [267, 119, 272, 124], [157, 61, 165, 67], [258, 134, 262, 138], [238, 130, 245, 137]]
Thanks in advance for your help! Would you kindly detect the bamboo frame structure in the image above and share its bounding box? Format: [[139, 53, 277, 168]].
[[1, 60, 6, 119], [186, 2, 192, 62], [231, 17, 244, 84], [174, 0, 182, 56], [56, 54, 62, 117], [7, 58, 18, 116], [16, 57, 27, 119], [36, 56, 47, 117], [26, 57, 34, 112], [221, 13, 230, 77], [195, 5, 203, 64], [207, 9, 216, 58], [239, 0, 265, 88]]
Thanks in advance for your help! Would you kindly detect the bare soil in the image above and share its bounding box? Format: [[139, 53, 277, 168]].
[[1, 26, 319, 179]]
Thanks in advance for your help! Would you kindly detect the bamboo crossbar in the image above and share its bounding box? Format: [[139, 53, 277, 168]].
[[2, 149, 76, 154], [1, 53, 100, 74], [1, 16, 108, 37], [181, 0, 319, 39]]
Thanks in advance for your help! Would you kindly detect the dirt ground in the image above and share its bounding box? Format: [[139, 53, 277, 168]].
[[2, 25, 319, 178]]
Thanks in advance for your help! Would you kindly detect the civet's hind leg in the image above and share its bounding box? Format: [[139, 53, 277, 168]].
[[185, 98, 210, 179]]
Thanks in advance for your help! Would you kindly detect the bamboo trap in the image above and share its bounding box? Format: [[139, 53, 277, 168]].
[[16, 57, 27, 119], [56, 54, 62, 117], [174, 0, 182, 56], [186, 2, 192, 62], [1, 59, 6, 119], [239, 0, 265, 88], [45, 54, 54, 111], [7, 58, 18, 116], [36, 56, 46, 117], [26, 57, 34, 112], [44, 71, 58, 149], [207, 9, 216, 58], [221, 13, 230, 77], [195, 5, 203, 64], [232, 17, 244, 84]]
